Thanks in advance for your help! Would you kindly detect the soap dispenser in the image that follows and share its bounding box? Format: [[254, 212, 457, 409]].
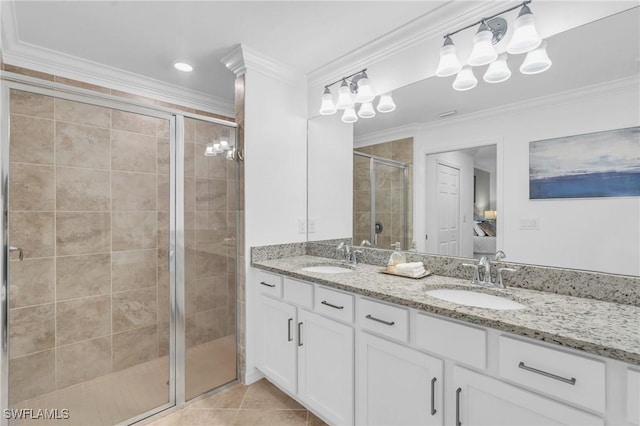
[[387, 242, 406, 273]]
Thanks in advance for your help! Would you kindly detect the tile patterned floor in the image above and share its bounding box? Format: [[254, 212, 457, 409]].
[[9, 336, 237, 426], [145, 379, 328, 426]]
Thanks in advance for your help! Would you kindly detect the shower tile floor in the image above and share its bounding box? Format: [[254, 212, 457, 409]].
[[10, 335, 237, 426], [144, 379, 327, 426]]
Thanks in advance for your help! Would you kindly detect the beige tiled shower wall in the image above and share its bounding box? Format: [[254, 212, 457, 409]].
[[7, 90, 171, 404], [354, 138, 413, 250], [183, 118, 237, 352]]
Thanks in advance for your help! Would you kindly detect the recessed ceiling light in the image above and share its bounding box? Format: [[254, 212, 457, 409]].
[[174, 62, 194, 72]]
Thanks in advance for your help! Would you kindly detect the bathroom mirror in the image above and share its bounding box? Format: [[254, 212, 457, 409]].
[[307, 7, 640, 276]]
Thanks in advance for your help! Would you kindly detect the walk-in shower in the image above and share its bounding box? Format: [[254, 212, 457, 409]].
[[0, 74, 239, 425], [353, 151, 409, 250]]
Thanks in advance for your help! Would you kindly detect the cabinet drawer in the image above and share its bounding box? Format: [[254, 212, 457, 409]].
[[415, 313, 487, 369], [283, 278, 313, 309], [255, 270, 283, 297], [315, 286, 354, 323], [359, 298, 409, 343], [498, 335, 606, 413]]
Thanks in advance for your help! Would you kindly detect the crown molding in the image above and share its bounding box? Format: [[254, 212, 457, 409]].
[[419, 75, 640, 132], [354, 123, 420, 148], [0, 1, 234, 117], [308, 1, 508, 89], [222, 44, 306, 88], [355, 76, 639, 145]]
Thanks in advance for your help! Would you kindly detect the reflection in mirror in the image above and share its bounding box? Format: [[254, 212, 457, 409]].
[[307, 7, 640, 276], [424, 145, 496, 259]]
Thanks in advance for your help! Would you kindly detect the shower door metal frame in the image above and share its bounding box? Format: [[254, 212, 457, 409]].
[[0, 72, 237, 426], [353, 151, 409, 250]]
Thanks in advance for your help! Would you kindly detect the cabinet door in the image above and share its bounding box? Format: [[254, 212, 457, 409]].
[[453, 367, 604, 426], [298, 309, 354, 426], [357, 332, 443, 426], [258, 295, 297, 394]]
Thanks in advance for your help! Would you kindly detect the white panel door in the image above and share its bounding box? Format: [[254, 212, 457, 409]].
[[453, 367, 604, 426], [357, 332, 443, 426], [437, 162, 460, 256], [258, 295, 297, 394], [298, 309, 354, 426]]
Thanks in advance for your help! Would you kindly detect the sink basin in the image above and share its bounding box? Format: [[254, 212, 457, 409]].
[[301, 265, 354, 274], [426, 289, 525, 310]]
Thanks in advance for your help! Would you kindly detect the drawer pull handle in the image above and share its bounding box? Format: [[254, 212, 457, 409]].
[[298, 322, 303, 347], [365, 314, 395, 326], [287, 318, 293, 342], [455, 387, 461, 426], [518, 362, 576, 385], [430, 377, 437, 415], [260, 281, 276, 288], [321, 300, 344, 310]]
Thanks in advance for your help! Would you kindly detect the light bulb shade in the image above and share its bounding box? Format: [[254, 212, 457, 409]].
[[452, 66, 478, 91], [507, 6, 542, 54], [357, 102, 376, 118], [520, 41, 551, 74], [341, 107, 358, 123], [319, 89, 337, 115], [435, 37, 461, 77], [483, 53, 512, 83], [355, 76, 375, 103], [376, 93, 396, 113], [335, 80, 355, 109], [468, 24, 497, 66]]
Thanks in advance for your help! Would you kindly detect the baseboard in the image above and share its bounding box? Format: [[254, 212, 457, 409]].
[[244, 368, 264, 385]]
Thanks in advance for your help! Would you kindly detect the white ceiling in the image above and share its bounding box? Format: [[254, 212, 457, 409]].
[[7, 1, 443, 103], [354, 6, 640, 138]]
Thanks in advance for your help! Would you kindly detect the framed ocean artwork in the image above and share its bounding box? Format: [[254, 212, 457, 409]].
[[529, 127, 640, 199]]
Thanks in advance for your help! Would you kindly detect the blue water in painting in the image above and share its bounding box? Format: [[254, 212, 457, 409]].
[[530, 171, 640, 199]]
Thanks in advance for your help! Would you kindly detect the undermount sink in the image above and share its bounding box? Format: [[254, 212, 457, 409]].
[[300, 265, 354, 274], [426, 289, 526, 310]]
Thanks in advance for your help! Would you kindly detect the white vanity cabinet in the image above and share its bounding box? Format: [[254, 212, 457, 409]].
[[298, 309, 354, 426], [252, 267, 635, 426], [256, 274, 355, 425], [357, 332, 443, 426], [453, 367, 604, 426], [257, 295, 298, 394]]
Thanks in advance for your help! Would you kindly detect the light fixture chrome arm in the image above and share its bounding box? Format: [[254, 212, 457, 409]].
[[444, 0, 531, 39]]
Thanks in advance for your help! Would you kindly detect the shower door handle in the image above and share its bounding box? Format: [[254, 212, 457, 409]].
[[9, 246, 23, 261]]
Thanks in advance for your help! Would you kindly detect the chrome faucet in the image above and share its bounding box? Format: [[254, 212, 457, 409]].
[[463, 251, 517, 288], [336, 242, 362, 266]]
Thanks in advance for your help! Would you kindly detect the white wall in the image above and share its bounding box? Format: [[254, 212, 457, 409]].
[[307, 114, 353, 241], [424, 151, 474, 258], [415, 78, 640, 276], [243, 66, 308, 382]]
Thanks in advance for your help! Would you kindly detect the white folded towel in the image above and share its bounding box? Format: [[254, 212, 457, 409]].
[[395, 262, 426, 277]]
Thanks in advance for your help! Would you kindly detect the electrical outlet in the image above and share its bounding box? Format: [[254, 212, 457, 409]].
[[308, 219, 316, 233], [298, 219, 307, 234], [520, 218, 540, 230]]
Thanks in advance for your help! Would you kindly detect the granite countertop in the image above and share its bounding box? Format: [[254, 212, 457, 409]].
[[252, 255, 640, 366]]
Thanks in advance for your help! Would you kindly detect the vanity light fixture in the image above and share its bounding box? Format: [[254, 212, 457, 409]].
[[484, 53, 512, 83], [203, 131, 238, 160], [357, 102, 376, 119], [519, 41, 552, 74], [436, 1, 550, 91], [376, 93, 396, 113], [435, 36, 462, 77], [319, 69, 396, 123], [453, 66, 478, 91]]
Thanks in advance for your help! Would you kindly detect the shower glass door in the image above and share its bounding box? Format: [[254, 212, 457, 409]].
[[353, 152, 408, 250], [183, 118, 237, 400], [3, 87, 174, 425]]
